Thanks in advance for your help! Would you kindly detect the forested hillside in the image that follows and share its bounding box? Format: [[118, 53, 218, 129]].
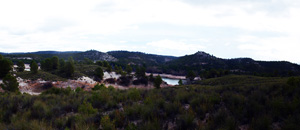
[[1, 50, 300, 77]]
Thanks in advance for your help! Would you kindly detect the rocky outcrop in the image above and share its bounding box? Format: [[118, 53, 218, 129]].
[[81, 50, 117, 62]]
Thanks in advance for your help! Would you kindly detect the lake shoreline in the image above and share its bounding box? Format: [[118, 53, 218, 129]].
[[146, 73, 186, 80]]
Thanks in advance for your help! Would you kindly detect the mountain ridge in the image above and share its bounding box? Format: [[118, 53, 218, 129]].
[[1, 50, 299, 64], [1, 50, 300, 76]]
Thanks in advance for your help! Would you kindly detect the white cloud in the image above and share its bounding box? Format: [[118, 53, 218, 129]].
[[238, 35, 300, 63], [146, 39, 205, 56], [0, 0, 299, 63]]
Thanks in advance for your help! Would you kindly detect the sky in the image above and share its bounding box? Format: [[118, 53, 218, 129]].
[[0, 0, 300, 63]]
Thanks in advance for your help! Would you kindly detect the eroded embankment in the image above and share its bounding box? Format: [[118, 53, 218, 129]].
[[16, 72, 171, 95]]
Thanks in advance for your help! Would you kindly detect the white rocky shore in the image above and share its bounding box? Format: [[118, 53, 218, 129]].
[[5, 72, 179, 95], [146, 73, 186, 80]]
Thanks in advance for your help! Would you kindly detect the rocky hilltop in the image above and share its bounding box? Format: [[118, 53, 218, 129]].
[[80, 50, 117, 62]]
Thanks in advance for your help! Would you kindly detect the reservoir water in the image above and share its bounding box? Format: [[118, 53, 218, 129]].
[[162, 78, 186, 85]]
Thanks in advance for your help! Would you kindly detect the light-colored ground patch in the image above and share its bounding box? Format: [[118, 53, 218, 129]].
[[17, 77, 42, 95], [53, 76, 99, 90], [16, 73, 174, 95], [16, 76, 100, 95], [76, 76, 97, 84], [103, 72, 121, 79]]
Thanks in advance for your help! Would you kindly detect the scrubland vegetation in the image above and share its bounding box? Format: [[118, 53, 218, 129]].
[[0, 75, 299, 130], [1, 52, 300, 130]]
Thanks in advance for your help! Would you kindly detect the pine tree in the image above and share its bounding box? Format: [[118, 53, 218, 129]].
[[135, 67, 146, 79], [178, 79, 183, 85], [1, 74, 19, 93], [65, 57, 75, 77], [149, 73, 154, 82], [0, 58, 13, 78], [103, 61, 109, 67], [17, 61, 25, 72], [44, 58, 53, 71], [107, 64, 112, 72], [186, 70, 196, 81], [59, 58, 65, 72], [96, 61, 103, 66], [95, 67, 104, 81], [30, 61, 38, 74], [126, 64, 132, 75], [51, 56, 59, 70], [154, 75, 163, 89]]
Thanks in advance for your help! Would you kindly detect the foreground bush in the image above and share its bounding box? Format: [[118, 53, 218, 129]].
[[0, 75, 299, 129]]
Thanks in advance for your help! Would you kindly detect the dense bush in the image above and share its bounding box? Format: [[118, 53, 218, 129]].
[[132, 77, 148, 86], [100, 115, 116, 130], [78, 100, 97, 115], [118, 76, 132, 86], [0, 75, 299, 129], [92, 84, 106, 91]]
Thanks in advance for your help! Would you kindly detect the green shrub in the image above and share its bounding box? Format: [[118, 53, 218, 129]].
[[141, 105, 156, 121], [124, 104, 142, 120], [31, 100, 49, 119], [42, 87, 72, 95], [140, 119, 161, 130], [208, 108, 237, 130], [175, 90, 192, 104], [100, 115, 116, 130], [78, 100, 97, 115], [125, 123, 137, 130], [176, 109, 196, 130], [127, 89, 141, 101], [281, 115, 300, 130], [287, 77, 300, 87], [249, 115, 272, 130], [92, 84, 106, 91], [113, 110, 126, 128], [90, 90, 111, 109], [143, 97, 153, 105], [75, 87, 83, 93], [270, 97, 288, 120], [108, 85, 115, 92], [164, 101, 180, 118]]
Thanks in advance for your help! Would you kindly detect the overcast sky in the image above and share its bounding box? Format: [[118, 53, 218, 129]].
[[0, 0, 299, 63]]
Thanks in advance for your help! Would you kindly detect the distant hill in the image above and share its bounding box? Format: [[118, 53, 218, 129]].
[[1, 50, 300, 76], [163, 51, 226, 74], [1, 50, 117, 62], [108, 51, 177, 66], [163, 51, 300, 76], [32, 51, 82, 54], [75, 50, 117, 61]]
